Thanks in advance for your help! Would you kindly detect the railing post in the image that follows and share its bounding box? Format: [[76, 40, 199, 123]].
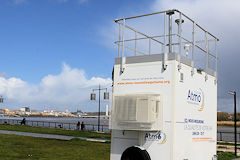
[[118, 23, 122, 58], [191, 22, 195, 76], [122, 19, 125, 57], [163, 12, 166, 54], [215, 39, 218, 84], [134, 32, 137, 56], [178, 12, 182, 55], [205, 32, 209, 69], [166, 10, 174, 53], [205, 32, 209, 81], [192, 22, 195, 59], [149, 38, 151, 55]]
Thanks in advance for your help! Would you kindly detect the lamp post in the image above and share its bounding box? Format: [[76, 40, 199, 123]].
[[0, 96, 3, 103], [90, 85, 109, 131], [228, 91, 237, 156]]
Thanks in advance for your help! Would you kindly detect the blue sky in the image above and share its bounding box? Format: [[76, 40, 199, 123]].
[[0, 0, 152, 111], [0, 0, 132, 82], [0, 0, 239, 112]]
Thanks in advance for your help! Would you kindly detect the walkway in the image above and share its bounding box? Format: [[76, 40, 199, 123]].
[[0, 130, 109, 142]]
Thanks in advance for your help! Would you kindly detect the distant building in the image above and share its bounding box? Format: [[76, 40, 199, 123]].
[[71, 109, 84, 117], [20, 107, 30, 112]]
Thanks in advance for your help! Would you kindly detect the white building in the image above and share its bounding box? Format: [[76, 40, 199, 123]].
[[20, 107, 30, 112]]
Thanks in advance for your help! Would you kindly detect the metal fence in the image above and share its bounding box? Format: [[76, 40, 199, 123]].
[[2, 118, 235, 140], [218, 131, 240, 142], [0, 118, 110, 133]]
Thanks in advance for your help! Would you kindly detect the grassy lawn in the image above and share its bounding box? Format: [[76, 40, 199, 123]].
[[0, 124, 110, 139], [218, 142, 240, 146], [217, 151, 240, 160], [0, 134, 110, 160], [1, 124, 238, 160]]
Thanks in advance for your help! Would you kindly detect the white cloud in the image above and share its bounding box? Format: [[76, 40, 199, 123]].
[[0, 63, 112, 111], [0, 72, 7, 78], [151, 0, 240, 44]]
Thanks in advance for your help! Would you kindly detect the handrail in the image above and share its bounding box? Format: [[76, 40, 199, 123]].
[[115, 33, 217, 59], [0, 118, 110, 132], [115, 21, 165, 46], [114, 9, 218, 76], [218, 131, 240, 142], [115, 9, 219, 41]]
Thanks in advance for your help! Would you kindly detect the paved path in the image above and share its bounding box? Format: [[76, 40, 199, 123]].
[[0, 130, 109, 142]]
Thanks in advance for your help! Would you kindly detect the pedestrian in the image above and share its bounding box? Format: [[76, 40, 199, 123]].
[[81, 121, 85, 130], [76, 121, 80, 130], [21, 118, 26, 125]]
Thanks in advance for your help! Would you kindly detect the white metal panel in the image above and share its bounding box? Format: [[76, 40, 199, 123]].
[[110, 59, 217, 160], [111, 61, 174, 159], [173, 62, 217, 160]]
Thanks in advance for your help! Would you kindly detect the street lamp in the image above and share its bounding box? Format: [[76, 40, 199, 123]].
[[228, 91, 237, 156], [90, 85, 109, 131], [0, 96, 3, 103]]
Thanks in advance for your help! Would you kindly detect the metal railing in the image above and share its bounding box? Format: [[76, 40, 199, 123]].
[[218, 131, 240, 142], [114, 9, 218, 79], [0, 119, 110, 133]]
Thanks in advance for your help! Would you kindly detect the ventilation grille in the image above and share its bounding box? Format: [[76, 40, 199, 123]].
[[112, 94, 161, 130]]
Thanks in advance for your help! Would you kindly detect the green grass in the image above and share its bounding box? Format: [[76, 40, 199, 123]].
[[218, 142, 240, 146], [0, 124, 110, 139], [1, 124, 237, 160], [0, 134, 110, 160], [217, 151, 240, 160]]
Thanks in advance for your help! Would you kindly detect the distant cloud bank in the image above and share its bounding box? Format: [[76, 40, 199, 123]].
[[0, 63, 112, 111]]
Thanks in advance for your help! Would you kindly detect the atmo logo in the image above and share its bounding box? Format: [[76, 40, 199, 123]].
[[145, 131, 167, 144], [187, 88, 205, 111]]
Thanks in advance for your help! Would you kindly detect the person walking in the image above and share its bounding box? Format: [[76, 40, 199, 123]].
[[81, 121, 85, 130], [21, 118, 26, 125], [76, 121, 80, 130]]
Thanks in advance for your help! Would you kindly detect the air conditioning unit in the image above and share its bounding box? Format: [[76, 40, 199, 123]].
[[112, 94, 162, 130]]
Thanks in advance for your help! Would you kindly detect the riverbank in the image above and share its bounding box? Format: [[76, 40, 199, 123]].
[[0, 124, 110, 139], [218, 121, 240, 127]]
